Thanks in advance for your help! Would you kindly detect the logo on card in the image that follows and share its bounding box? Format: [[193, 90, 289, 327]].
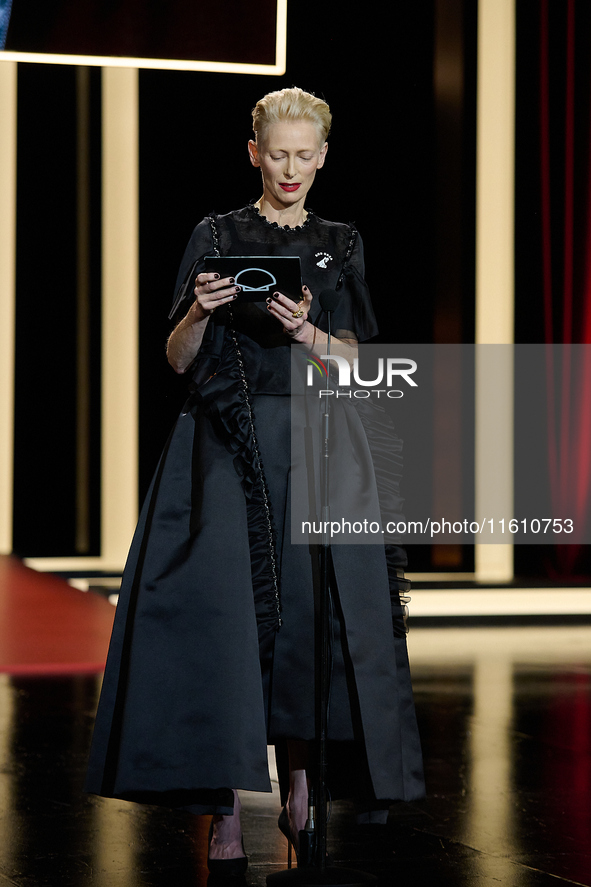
[[235, 268, 277, 291]]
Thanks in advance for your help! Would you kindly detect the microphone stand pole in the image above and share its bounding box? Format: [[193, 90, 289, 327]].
[[316, 308, 332, 876], [267, 305, 375, 887]]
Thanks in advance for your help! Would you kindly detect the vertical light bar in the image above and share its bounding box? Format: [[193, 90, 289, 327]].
[[0, 61, 17, 555], [0, 675, 15, 854], [464, 656, 515, 870], [101, 67, 138, 567], [76, 66, 91, 554], [475, 0, 515, 582], [275, 0, 288, 74]]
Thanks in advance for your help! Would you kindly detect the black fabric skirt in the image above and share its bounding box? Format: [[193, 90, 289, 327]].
[[85, 392, 425, 813]]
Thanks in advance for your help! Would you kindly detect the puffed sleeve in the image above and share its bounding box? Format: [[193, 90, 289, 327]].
[[332, 230, 379, 343], [168, 218, 214, 323]]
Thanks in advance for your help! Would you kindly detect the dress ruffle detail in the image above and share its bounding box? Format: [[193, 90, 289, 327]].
[[183, 340, 282, 639], [186, 355, 257, 498], [249, 202, 314, 232]]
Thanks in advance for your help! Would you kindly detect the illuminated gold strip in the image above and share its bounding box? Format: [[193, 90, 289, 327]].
[[275, 0, 288, 74], [1, 2, 288, 75], [1, 51, 285, 75], [101, 67, 139, 568], [76, 66, 91, 554], [0, 674, 15, 856], [465, 656, 513, 872], [408, 625, 591, 664], [408, 572, 476, 582], [92, 786, 135, 881], [408, 588, 591, 617], [0, 61, 17, 555], [24, 556, 129, 572], [474, 0, 515, 582], [476, 0, 515, 343]]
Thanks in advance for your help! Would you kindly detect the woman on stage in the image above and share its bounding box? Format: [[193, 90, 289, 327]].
[[86, 87, 424, 874]]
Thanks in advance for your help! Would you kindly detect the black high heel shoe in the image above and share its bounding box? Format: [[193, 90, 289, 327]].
[[278, 803, 333, 870], [207, 821, 248, 876], [277, 806, 298, 868]]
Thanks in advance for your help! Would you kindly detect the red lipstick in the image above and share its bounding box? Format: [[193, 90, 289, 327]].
[[280, 183, 301, 192]]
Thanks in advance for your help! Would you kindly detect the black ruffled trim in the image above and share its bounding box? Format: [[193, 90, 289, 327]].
[[335, 225, 358, 290], [187, 358, 257, 497], [249, 202, 315, 232], [183, 339, 281, 639]]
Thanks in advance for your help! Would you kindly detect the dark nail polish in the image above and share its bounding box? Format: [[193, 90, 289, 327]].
[[229, 278, 235, 284]]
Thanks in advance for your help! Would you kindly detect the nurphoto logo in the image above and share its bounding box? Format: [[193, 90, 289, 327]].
[[305, 354, 418, 399]]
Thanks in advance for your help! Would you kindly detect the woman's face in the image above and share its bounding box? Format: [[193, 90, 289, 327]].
[[248, 120, 328, 210]]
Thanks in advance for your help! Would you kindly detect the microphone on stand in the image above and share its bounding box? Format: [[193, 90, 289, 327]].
[[318, 289, 341, 312], [317, 288, 341, 528], [318, 289, 342, 347], [268, 292, 375, 884], [316, 288, 339, 874], [318, 288, 342, 426], [318, 288, 341, 312]]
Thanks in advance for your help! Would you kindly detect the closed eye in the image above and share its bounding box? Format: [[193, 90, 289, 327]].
[[268, 153, 316, 161]]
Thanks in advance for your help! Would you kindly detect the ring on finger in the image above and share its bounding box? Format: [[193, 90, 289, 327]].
[[292, 309, 304, 318]]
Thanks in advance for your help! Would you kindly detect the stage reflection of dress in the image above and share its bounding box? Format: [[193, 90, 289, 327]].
[[85, 205, 425, 813]]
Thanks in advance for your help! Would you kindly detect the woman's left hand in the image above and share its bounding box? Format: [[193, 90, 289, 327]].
[[266, 284, 314, 343]]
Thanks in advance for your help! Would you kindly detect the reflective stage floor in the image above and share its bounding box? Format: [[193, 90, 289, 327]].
[[1, 624, 591, 886]]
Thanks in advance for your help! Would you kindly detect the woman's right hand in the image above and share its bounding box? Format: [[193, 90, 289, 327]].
[[167, 273, 241, 373], [190, 273, 242, 320]]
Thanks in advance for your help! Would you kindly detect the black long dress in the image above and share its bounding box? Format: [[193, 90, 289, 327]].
[[85, 205, 425, 814]]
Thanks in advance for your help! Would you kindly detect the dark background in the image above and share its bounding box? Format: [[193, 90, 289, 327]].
[[13, 1, 586, 579], [12, 1, 452, 561]]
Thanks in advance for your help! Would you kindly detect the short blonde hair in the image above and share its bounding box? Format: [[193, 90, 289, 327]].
[[252, 87, 331, 144]]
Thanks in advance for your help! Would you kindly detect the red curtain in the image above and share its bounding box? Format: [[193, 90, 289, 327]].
[[539, 0, 591, 575]]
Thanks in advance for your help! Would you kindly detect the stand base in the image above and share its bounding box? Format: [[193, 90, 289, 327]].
[[266, 865, 377, 886]]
